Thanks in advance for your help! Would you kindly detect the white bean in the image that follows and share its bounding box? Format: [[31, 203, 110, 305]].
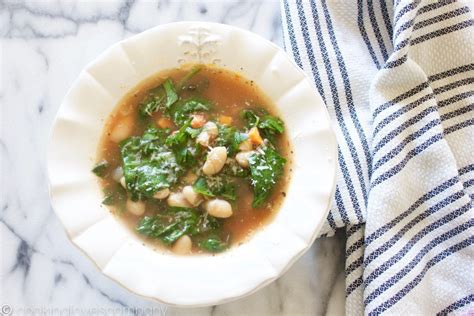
[[120, 177, 127, 188], [203, 121, 218, 138], [196, 131, 210, 147], [196, 122, 219, 147], [172, 235, 192, 255], [167, 192, 192, 208], [153, 188, 170, 199], [111, 167, 123, 182], [110, 117, 133, 143], [203, 146, 227, 175], [204, 199, 233, 218], [239, 138, 253, 151], [235, 151, 254, 168], [126, 199, 145, 216], [182, 186, 203, 206]]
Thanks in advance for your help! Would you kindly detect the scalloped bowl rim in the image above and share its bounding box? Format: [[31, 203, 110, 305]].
[[47, 21, 338, 307]]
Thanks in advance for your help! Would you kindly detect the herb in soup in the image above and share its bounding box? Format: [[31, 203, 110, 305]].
[[94, 65, 291, 255]]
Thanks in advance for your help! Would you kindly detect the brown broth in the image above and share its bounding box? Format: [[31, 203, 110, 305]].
[[97, 64, 292, 254]]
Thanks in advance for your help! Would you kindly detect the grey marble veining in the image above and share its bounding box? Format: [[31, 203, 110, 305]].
[[0, 1, 345, 315]]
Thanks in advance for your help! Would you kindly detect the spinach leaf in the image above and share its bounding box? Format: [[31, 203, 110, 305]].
[[139, 79, 178, 116], [215, 124, 236, 148], [198, 235, 228, 253], [259, 115, 285, 134], [136, 208, 200, 244], [163, 79, 178, 109], [166, 120, 203, 167], [196, 213, 221, 234], [171, 98, 211, 126], [242, 109, 260, 127], [185, 127, 202, 138], [120, 127, 183, 200], [193, 177, 215, 197], [165, 120, 191, 148], [242, 109, 285, 142], [248, 146, 286, 207], [222, 158, 250, 178], [139, 93, 164, 117], [193, 176, 237, 201], [176, 65, 202, 90], [231, 131, 248, 154], [102, 183, 127, 209], [92, 160, 109, 177], [175, 144, 202, 167]]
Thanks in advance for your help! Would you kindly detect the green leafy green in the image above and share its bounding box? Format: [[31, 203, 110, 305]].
[[196, 213, 221, 233], [215, 124, 249, 156], [136, 207, 225, 250], [166, 120, 203, 167], [102, 183, 127, 208], [139, 79, 178, 116], [120, 127, 183, 200], [259, 115, 285, 134], [242, 109, 260, 127], [136, 208, 200, 244], [139, 93, 164, 117], [248, 146, 286, 207], [231, 131, 248, 154], [92, 160, 109, 177], [215, 124, 236, 147], [171, 98, 211, 126], [222, 158, 250, 178], [176, 65, 202, 90], [193, 177, 215, 197], [198, 235, 228, 253], [242, 109, 285, 143], [165, 120, 191, 147], [163, 79, 178, 109], [185, 127, 202, 138], [193, 176, 237, 201]]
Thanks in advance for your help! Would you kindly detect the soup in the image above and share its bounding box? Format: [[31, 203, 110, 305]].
[[92, 64, 292, 255]]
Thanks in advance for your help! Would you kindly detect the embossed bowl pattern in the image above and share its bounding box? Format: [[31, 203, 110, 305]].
[[47, 22, 337, 306]]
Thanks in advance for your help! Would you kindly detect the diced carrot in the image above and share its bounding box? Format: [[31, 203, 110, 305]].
[[191, 114, 207, 128], [248, 127, 263, 145], [157, 117, 174, 129], [218, 115, 233, 125]]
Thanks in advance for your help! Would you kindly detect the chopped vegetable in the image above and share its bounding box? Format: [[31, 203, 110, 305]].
[[171, 98, 211, 126], [136, 208, 200, 244], [198, 235, 228, 253], [163, 79, 178, 109], [193, 176, 237, 201], [177, 65, 202, 90], [136, 206, 225, 248], [166, 120, 203, 167], [223, 158, 250, 177], [248, 126, 263, 145], [248, 145, 286, 207], [157, 117, 174, 129], [191, 114, 207, 128], [92, 160, 109, 177], [242, 109, 285, 143], [120, 127, 183, 201], [139, 79, 178, 116], [218, 115, 233, 125], [102, 183, 127, 208]]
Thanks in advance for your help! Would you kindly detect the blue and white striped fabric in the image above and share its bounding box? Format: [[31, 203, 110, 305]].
[[281, 0, 474, 314]]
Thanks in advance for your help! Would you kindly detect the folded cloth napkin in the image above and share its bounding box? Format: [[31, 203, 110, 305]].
[[281, 0, 474, 314]]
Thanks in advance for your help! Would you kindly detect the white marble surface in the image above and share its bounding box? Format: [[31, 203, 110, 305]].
[[0, 1, 345, 315]]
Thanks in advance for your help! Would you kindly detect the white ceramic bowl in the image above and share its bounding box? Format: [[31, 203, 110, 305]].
[[47, 22, 337, 307]]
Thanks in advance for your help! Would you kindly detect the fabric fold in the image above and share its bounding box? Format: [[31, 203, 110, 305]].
[[281, 0, 473, 314]]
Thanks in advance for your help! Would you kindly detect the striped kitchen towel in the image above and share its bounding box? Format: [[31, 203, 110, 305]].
[[281, 0, 474, 314]]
